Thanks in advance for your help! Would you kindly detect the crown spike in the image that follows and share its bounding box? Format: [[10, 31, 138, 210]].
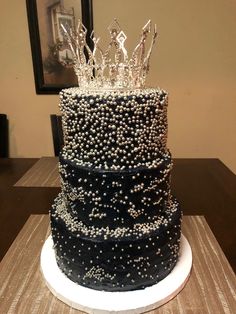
[[143, 24, 158, 76]]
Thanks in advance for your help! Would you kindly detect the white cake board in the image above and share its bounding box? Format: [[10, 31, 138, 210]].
[[40, 235, 192, 314]]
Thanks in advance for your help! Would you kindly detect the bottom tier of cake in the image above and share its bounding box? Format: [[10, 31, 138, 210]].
[[50, 194, 182, 292]]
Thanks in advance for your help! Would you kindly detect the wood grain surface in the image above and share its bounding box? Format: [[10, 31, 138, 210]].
[[14, 157, 60, 187], [0, 215, 235, 313]]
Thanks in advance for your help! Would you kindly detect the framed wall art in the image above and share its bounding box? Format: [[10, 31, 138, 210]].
[[26, 0, 93, 94]]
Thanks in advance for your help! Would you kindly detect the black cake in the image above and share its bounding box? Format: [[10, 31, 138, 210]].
[[50, 88, 182, 291]]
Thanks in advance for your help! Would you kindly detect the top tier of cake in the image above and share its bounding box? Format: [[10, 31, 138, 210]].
[[60, 87, 169, 170]]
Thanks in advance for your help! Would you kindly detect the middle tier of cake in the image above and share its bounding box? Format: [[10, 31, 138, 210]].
[[58, 152, 173, 229]]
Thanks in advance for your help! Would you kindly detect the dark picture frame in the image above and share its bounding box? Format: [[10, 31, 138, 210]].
[[26, 0, 93, 94]]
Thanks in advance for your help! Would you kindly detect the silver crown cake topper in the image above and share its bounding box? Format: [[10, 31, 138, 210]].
[[61, 19, 158, 89]]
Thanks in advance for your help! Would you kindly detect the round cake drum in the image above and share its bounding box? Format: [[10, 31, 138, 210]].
[[40, 235, 192, 313]]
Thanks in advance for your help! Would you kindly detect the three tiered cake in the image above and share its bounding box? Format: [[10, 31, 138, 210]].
[[49, 20, 183, 293]]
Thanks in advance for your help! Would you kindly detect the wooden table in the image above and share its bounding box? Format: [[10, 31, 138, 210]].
[[0, 158, 59, 262], [0, 215, 235, 313], [14, 157, 60, 187]]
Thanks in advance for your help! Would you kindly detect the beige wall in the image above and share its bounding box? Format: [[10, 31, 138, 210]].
[[0, 1, 59, 157], [0, 0, 236, 173]]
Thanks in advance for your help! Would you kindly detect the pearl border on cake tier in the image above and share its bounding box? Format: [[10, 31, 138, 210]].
[[40, 235, 192, 314]]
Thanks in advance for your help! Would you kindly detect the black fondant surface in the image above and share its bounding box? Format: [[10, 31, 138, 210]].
[[50, 87, 182, 292]]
